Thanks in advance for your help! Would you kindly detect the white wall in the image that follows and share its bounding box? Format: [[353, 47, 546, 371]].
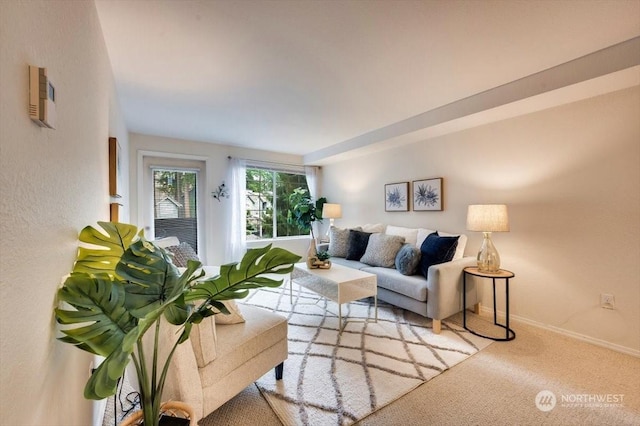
[[0, 1, 129, 424], [129, 133, 309, 263], [321, 87, 640, 355]]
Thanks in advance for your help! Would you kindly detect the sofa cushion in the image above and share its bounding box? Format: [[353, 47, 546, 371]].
[[418, 232, 459, 278], [328, 226, 362, 257], [362, 266, 428, 301], [416, 228, 467, 260], [385, 225, 419, 246], [395, 243, 422, 275], [329, 257, 370, 270], [190, 316, 218, 368], [360, 233, 405, 268], [360, 223, 386, 233], [345, 230, 372, 260]]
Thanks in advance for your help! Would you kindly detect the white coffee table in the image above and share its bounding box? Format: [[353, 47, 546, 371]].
[[291, 262, 378, 330]]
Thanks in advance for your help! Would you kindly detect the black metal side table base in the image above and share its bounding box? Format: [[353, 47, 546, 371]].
[[464, 319, 516, 342], [463, 267, 516, 342]]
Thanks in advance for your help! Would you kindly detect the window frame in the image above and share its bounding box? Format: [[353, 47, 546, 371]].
[[245, 165, 309, 241]]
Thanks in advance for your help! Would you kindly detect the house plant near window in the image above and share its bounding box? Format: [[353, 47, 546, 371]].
[[287, 187, 327, 266], [54, 222, 300, 426]]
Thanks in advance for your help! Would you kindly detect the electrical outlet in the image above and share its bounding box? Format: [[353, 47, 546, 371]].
[[600, 293, 615, 309]]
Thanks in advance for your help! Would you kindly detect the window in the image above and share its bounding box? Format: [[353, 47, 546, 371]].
[[246, 167, 309, 239], [153, 168, 199, 252]]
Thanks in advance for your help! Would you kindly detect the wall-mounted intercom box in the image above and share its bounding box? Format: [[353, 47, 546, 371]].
[[29, 65, 56, 129]]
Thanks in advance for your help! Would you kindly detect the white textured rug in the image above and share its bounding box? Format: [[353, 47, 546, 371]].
[[242, 282, 492, 426]]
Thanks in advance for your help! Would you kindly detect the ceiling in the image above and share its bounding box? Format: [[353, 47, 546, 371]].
[[95, 0, 640, 164]]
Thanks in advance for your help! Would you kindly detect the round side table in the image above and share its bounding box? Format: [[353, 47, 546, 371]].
[[463, 266, 515, 341]]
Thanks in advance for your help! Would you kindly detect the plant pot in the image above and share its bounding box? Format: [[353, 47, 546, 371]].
[[120, 401, 195, 426], [318, 260, 331, 269], [309, 258, 331, 269]]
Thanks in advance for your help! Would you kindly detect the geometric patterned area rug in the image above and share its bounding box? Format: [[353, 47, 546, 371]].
[[241, 282, 493, 426]]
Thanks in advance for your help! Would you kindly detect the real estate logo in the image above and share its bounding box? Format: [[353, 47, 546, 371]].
[[535, 390, 557, 412], [535, 390, 625, 411]]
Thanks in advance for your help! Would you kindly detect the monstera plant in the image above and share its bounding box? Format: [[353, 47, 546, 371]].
[[55, 222, 300, 426]]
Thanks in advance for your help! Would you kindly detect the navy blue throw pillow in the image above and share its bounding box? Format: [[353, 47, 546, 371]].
[[419, 232, 459, 278], [346, 230, 372, 260]]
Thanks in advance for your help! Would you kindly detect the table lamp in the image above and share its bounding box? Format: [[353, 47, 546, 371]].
[[466, 204, 509, 273], [322, 203, 342, 240]]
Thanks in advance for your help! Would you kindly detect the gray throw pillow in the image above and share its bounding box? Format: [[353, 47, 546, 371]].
[[361, 233, 406, 268], [328, 226, 362, 258], [395, 243, 422, 275], [166, 242, 199, 267]]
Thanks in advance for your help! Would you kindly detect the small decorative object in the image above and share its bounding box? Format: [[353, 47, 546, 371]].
[[412, 178, 443, 211], [211, 181, 229, 201], [466, 204, 510, 272], [315, 250, 332, 269], [384, 182, 409, 212]]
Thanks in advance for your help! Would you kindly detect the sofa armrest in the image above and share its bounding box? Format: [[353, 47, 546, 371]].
[[426, 256, 477, 321]]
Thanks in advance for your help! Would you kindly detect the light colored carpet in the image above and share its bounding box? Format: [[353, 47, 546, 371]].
[[237, 283, 492, 426], [199, 307, 640, 426]]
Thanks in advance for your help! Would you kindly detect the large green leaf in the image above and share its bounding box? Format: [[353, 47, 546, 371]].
[[117, 239, 203, 324], [55, 273, 136, 357], [73, 222, 142, 276], [186, 245, 300, 306]]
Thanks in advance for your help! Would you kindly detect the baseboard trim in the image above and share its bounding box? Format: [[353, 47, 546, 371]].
[[478, 306, 640, 358]]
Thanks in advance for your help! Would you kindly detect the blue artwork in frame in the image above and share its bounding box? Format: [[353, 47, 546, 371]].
[[412, 178, 443, 211], [385, 182, 409, 212]]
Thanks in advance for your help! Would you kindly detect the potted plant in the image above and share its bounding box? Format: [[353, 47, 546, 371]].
[[54, 222, 300, 426], [287, 187, 327, 265], [314, 250, 332, 269]]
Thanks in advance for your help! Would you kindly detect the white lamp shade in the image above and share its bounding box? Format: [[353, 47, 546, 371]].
[[322, 203, 342, 219], [466, 204, 510, 232]]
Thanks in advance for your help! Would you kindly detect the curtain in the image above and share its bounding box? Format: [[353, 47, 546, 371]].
[[304, 165, 321, 239], [224, 158, 246, 263]]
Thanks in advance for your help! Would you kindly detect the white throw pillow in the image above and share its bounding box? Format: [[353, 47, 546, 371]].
[[360, 223, 386, 233], [386, 225, 419, 246]]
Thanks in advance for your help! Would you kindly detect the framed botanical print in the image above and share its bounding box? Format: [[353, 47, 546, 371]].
[[385, 182, 409, 212], [412, 178, 443, 211]]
